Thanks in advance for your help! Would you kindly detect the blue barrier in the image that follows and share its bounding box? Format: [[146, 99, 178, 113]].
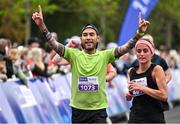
[[29, 78, 63, 123], [0, 85, 17, 123], [0, 71, 180, 123], [1, 80, 48, 123], [107, 75, 130, 116], [168, 69, 180, 101], [36, 77, 71, 123]]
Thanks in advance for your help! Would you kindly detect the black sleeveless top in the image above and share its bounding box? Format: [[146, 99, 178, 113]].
[[129, 64, 169, 114]]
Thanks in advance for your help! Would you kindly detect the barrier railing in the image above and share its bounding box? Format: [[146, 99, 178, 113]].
[[0, 70, 180, 123]]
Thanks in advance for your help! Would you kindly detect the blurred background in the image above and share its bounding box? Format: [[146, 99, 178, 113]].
[[0, 0, 180, 123], [0, 0, 180, 48]]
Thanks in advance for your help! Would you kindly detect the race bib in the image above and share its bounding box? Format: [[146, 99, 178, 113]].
[[78, 76, 98, 92], [130, 77, 147, 97]]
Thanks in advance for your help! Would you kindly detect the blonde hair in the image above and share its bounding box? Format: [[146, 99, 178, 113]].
[[30, 48, 43, 62], [141, 34, 155, 47], [9, 48, 20, 61]]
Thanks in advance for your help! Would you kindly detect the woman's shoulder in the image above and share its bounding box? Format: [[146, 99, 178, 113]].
[[153, 64, 163, 71], [127, 67, 134, 75], [152, 64, 164, 78]]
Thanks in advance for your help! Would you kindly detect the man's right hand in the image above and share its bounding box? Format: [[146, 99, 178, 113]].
[[32, 5, 46, 31]]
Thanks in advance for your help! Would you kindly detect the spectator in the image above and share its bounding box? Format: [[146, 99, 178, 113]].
[[7, 48, 29, 87], [30, 47, 52, 77], [27, 37, 41, 48], [0, 54, 7, 81]]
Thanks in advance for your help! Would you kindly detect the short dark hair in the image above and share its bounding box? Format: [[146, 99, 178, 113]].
[[28, 37, 40, 45], [0, 54, 5, 60], [81, 24, 99, 35]]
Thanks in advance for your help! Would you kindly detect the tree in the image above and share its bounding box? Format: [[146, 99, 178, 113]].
[[149, 0, 180, 48], [0, 0, 57, 45], [31, 0, 127, 45]]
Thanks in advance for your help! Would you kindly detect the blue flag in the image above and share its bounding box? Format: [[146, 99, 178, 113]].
[[118, 0, 159, 45]]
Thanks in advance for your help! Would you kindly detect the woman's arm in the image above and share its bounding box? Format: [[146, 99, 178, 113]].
[[129, 65, 168, 102], [143, 65, 168, 101]]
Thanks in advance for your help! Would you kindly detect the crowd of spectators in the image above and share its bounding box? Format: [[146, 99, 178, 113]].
[[0, 35, 180, 88]]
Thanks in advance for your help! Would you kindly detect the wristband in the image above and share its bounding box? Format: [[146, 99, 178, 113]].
[[137, 30, 145, 37]]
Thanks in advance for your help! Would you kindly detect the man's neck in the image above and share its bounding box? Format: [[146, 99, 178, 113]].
[[84, 49, 96, 54]]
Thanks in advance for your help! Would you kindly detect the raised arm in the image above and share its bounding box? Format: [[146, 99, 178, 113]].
[[32, 5, 65, 56], [115, 12, 150, 58]]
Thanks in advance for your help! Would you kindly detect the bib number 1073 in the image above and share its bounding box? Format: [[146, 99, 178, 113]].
[[78, 84, 98, 92]]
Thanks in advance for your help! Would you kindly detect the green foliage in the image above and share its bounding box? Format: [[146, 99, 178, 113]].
[[0, 0, 58, 44], [148, 0, 180, 48], [1, 0, 180, 48], [33, 0, 127, 45]]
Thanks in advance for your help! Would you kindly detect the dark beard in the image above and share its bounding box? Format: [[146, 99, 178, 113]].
[[81, 42, 98, 50]]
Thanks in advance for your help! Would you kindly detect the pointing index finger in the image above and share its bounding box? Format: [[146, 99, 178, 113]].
[[38, 5, 42, 16], [138, 12, 142, 25]]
